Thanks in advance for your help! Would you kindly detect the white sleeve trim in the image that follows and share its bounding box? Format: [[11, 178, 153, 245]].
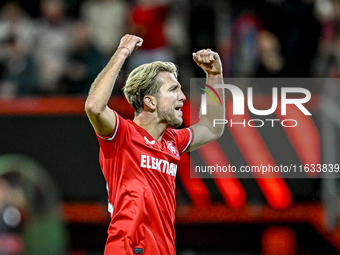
[[97, 111, 119, 141], [180, 128, 193, 154]]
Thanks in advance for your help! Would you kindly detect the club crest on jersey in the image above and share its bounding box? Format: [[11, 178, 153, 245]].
[[167, 142, 179, 158]]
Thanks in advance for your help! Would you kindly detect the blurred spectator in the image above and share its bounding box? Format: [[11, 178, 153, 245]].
[[58, 20, 108, 94], [258, 0, 321, 77], [313, 0, 340, 77], [256, 30, 285, 77], [0, 1, 35, 55], [219, 0, 320, 78], [126, 0, 175, 71], [219, 10, 264, 77], [33, 0, 73, 94], [0, 1, 37, 97], [80, 0, 128, 56], [164, 0, 190, 57]]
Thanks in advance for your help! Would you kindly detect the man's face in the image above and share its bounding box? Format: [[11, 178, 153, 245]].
[[155, 72, 186, 128]]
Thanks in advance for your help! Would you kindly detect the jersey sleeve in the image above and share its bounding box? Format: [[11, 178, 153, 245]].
[[173, 128, 194, 154], [96, 111, 132, 158]]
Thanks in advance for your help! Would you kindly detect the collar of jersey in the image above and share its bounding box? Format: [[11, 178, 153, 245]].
[[130, 120, 165, 150]]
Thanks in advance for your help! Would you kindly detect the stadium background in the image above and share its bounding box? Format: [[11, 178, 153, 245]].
[[0, 0, 339, 254]]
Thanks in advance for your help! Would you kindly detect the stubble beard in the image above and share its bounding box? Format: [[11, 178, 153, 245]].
[[157, 106, 183, 128]]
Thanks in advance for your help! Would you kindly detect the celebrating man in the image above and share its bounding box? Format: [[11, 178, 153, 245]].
[[85, 34, 225, 254]]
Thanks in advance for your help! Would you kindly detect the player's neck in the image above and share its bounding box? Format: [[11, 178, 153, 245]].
[[133, 112, 167, 142]]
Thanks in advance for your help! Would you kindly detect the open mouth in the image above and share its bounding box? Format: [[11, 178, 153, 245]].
[[174, 106, 182, 113], [174, 103, 183, 116]]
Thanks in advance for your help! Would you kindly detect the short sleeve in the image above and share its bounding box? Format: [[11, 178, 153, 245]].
[[173, 128, 194, 154], [96, 111, 132, 158]]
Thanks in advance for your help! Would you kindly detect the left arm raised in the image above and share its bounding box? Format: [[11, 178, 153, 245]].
[[187, 49, 225, 151]]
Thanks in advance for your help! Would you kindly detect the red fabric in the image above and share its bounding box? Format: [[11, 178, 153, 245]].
[[97, 111, 191, 255], [130, 5, 168, 50]]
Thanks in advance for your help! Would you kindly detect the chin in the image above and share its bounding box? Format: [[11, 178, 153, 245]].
[[169, 118, 183, 128]]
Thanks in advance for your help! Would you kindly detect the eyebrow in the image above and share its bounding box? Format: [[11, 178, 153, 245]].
[[168, 84, 181, 91]]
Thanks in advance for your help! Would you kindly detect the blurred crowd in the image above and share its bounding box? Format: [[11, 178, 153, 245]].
[[0, 0, 338, 98]]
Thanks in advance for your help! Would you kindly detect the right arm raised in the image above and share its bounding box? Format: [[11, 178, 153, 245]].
[[85, 35, 143, 136]]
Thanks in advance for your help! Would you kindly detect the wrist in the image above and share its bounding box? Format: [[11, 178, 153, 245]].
[[117, 47, 131, 57], [207, 72, 223, 79]]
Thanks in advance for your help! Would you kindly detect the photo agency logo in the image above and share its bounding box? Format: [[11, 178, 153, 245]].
[[199, 83, 312, 128], [199, 83, 223, 115]]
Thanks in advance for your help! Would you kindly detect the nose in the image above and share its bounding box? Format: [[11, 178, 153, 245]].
[[179, 89, 186, 101]]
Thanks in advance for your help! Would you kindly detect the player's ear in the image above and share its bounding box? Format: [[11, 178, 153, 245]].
[[143, 95, 156, 110]]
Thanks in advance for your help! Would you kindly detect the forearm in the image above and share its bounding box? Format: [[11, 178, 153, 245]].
[[188, 49, 225, 151], [85, 48, 129, 114], [200, 73, 225, 137]]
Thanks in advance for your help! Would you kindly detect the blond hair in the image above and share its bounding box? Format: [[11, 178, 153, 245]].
[[123, 61, 178, 114]]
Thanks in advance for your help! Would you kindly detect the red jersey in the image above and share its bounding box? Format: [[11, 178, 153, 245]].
[[96, 111, 192, 255]]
